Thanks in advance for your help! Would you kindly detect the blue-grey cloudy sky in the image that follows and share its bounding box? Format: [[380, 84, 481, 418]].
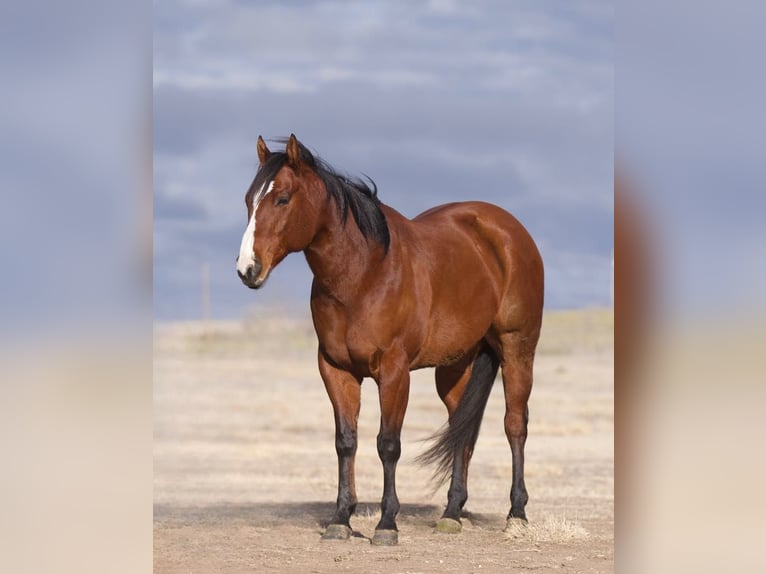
[[154, 0, 613, 320]]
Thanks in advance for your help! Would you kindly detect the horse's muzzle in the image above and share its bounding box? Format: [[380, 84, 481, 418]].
[[237, 258, 264, 289]]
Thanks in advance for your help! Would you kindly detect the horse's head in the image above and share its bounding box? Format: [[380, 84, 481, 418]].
[[236, 134, 324, 289]]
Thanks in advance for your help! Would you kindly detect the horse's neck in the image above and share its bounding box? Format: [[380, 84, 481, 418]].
[[303, 210, 384, 302]]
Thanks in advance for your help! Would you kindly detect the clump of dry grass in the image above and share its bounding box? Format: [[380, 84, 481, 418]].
[[504, 514, 589, 542], [352, 505, 382, 526]]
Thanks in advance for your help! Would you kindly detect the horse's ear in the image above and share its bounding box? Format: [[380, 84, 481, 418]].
[[286, 133, 302, 168], [257, 136, 271, 165]]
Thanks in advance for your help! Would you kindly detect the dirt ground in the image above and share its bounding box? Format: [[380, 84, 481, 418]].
[[154, 309, 613, 573]]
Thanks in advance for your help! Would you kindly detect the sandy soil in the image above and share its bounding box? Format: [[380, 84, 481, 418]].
[[154, 309, 613, 573]]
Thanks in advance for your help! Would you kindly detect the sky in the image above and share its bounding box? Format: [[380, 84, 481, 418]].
[[153, 0, 614, 320]]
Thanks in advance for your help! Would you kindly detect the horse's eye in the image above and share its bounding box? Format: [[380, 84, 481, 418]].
[[276, 194, 290, 206]]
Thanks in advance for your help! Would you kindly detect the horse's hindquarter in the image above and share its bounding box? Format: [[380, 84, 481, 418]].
[[410, 202, 544, 365]]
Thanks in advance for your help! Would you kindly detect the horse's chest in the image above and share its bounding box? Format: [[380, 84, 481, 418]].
[[311, 288, 417, 378]]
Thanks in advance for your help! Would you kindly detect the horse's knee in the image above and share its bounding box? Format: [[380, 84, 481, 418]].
[[335, 428, 357, 458], [377, 434, 401, 462], [504, 410, 528, 440]]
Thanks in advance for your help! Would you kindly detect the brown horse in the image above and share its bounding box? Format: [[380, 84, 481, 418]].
[[237, 135, 544, 545]]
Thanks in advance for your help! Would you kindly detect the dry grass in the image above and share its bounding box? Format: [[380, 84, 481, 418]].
[[504, 514, 590, 543]]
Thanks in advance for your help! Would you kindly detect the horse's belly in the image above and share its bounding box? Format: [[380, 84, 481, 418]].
[[412, 304, 495, 369], [411, 259, 500, 369]]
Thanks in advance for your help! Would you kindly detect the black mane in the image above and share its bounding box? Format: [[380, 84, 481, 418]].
[[256, 139, 390, 253]]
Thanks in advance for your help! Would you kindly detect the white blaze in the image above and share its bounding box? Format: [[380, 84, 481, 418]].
[[237, 180, 274, 276]]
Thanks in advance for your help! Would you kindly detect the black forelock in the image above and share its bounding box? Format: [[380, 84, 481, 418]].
[[256, 139, 390, 253]]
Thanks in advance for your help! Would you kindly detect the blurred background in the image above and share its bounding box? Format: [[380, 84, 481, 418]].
[[618, 2, 766, 573], [1, 2, 152, 573]]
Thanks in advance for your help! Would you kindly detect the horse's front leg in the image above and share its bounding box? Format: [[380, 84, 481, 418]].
[[372, 352, 411, 546], [318, 351, 362, 541]]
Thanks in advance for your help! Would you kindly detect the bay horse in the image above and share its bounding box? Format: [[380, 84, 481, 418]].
[[236, 135, 544, 545]]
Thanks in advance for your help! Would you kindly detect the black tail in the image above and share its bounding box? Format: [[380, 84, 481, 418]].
[[415, 344, 501, 487]]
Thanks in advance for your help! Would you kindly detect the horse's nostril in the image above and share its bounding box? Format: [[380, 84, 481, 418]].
[[252, 258, 263, 277], [237, 259, 262, 286]]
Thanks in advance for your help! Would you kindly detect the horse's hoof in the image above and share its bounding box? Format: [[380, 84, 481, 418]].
[[434, 517, 462, 533], [504, 517, 529, 533], [371, 529, 398, 546], [322, 524, 352, 541]]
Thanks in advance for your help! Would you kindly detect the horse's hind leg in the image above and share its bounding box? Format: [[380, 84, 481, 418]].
[[498, 331, 537, 525], [430, 344, 500, 533], [433, 355, 475, 532]]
